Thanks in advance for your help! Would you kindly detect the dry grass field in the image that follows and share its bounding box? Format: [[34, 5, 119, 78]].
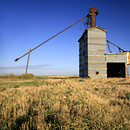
[[0, 74, 130, 129]]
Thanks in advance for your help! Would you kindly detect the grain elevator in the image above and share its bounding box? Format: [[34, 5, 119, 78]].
[[78, 7, 130, 78]]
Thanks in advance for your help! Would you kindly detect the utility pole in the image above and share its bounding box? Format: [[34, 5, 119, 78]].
[[25, 48, 31, 75]]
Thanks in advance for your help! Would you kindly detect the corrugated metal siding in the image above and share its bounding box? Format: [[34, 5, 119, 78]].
[[79, 27, 107, 78], [88, 62, 106, 68], [84, 70, 88, 75], [87, 28, 107, 78], [88, 56, 106, 62], [88, 50, 106, 55], [88, 44, 106, 50], [88, 28, 106, 38], [84, 58, 88, 64], [88, 70, 106, 75], [80, 39, 87, 48], [88, 74, 107, 78], [88, 38, 106, 44], [106, 53, 128, 63], [84, 33, 87, 40], [79, 27, 128, 78]]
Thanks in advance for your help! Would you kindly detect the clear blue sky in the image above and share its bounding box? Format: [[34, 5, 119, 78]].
[[0, 0, 130, 76]]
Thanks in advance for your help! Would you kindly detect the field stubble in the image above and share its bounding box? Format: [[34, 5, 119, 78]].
[[0, 74, 130, 129]]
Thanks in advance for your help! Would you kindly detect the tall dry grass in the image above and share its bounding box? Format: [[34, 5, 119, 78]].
[[0, 75, 130, 129]]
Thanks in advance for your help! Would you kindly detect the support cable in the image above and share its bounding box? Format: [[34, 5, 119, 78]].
[[106, 40, 125, 52], [15, 16, 87, 62], [107, 40, 112, 53]]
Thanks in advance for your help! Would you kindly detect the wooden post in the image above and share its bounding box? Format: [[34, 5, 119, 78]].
[[25, 48, 31, 75]]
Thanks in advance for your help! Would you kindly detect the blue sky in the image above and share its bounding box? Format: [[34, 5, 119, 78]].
[[0, 0, 130, 76]]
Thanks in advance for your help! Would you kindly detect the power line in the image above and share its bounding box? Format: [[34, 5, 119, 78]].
[[15, 16, 87, 62]]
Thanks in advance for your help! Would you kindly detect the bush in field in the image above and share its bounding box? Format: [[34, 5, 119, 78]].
[[19, 74, 34, 79], [125, 93, 130, 100], [0, 74, 34, 79]]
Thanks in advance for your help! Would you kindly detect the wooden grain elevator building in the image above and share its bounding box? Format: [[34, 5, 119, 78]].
[[78, 7, 130, 78]]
